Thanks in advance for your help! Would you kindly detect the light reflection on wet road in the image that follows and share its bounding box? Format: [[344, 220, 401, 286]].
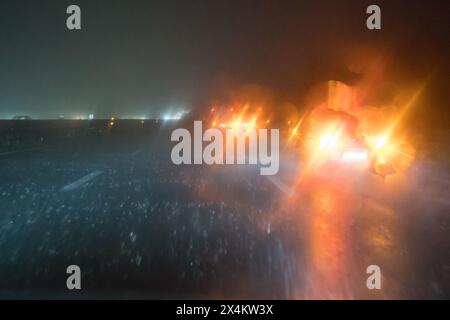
[[276, 164, 450, 299]]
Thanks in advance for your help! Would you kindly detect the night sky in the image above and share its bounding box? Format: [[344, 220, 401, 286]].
[[0, 0, 448, 123]]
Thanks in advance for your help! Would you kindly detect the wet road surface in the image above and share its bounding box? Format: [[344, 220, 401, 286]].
[[0, 122, 449, 299]]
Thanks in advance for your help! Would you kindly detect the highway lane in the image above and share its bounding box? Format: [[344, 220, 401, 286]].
[[0, 132, 449, 299]]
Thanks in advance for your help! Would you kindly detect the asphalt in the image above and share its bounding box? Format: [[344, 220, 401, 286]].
[[0, 121, 448, 299]]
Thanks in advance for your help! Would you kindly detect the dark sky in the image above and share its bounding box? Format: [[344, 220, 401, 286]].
[[0, 0, 448, 120]]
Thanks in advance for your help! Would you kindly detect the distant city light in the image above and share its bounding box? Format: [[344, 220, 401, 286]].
[[163, 114, 181, 120], [162, 110, 188, 121]]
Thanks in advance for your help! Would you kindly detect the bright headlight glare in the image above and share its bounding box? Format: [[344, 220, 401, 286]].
[[341, 150, 369, 161], [319, 133, 339, 149]]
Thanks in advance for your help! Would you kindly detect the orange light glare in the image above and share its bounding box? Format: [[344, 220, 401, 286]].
[[319, 133, 339, 149]]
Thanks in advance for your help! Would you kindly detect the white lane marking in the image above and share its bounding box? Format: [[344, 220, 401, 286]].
[[61, 170, 103, 191], [0, 147, 42, 157]]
